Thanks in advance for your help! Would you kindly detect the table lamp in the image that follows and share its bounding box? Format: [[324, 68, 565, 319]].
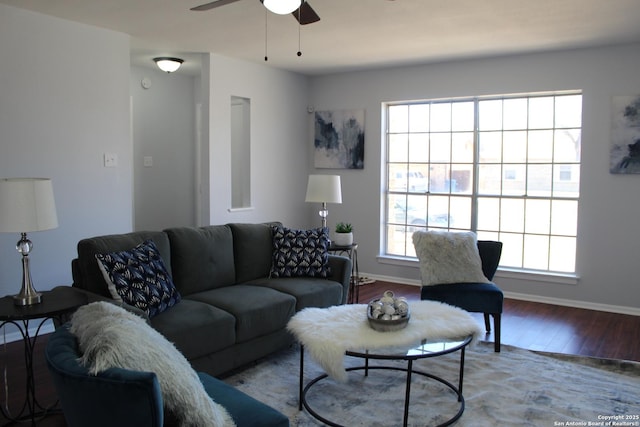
[[0, 178, 58, 306], [305, 175, 342, 228]]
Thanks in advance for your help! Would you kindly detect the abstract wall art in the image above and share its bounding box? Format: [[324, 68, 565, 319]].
[[610, 95, 640, 174], [314, 109, 365, 169]]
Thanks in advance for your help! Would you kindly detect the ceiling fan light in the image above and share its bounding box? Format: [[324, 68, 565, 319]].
[[263, 0, 302, 15], [153, 57, 184, 73]]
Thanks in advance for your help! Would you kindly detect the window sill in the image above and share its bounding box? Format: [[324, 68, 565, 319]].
[[376, 255, 579, 285], [227, 207, 254, 213]]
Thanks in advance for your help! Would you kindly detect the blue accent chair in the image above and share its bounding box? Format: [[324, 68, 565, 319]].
[[420, 240, 504, 352], [45, 325, 290, 427]]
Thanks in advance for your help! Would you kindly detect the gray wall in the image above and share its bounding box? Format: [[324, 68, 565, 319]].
[[0, 4, 132, 297], [0, 5, 313, 307], [206, 54, 310, 228], [309, 43, 640, 313]]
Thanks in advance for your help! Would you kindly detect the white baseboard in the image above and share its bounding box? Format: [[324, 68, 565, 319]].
[[360, 272, 640, 316], [503, 291, 640, 316], [359, 272, 422, 287]]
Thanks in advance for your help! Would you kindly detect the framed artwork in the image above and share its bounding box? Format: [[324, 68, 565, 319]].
[[314, 109, 365, 169], [610, 95, 640, 174]]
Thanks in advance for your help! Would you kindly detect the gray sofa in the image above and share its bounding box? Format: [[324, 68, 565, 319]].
[[71, 222, 351, 376]]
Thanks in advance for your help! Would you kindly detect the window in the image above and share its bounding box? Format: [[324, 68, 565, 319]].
[[384, 92, 582, 274]]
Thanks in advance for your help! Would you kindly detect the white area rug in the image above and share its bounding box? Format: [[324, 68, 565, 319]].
[[223, 342, 640, 427]]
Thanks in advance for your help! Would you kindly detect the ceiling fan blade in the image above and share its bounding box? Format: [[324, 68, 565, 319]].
[[191, 0, 242, 11], [293, 1, 320, 25]]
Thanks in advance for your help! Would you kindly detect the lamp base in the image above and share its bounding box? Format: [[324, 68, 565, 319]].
[[13, 291, 42, 306], [13, 245, 43, 306]]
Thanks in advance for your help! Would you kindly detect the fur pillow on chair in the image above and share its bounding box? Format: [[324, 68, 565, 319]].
[[412, 230, 489, 286], [70, 302, 235, 427]]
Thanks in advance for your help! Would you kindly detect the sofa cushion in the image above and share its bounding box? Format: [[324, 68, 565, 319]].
[[412, 230, 488, 286], [75, 231, 171, 298], [188, 285, 296, 343], [229, 222, 281, 283], [95, 240, 181, 318], [245, 277, 343, 311], [164, 225, 235, 295], [270, 226, 330, 278], [70, 302, 235, 427], [150, 299, 236, 361]]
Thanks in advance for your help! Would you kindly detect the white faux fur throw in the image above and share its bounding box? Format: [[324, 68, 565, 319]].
[[70, 302, 235, 427], [287, 301, 483, 381]]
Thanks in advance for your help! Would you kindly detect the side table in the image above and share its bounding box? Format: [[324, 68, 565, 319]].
[[0, 286, 88, 426], [328, 242, 359, 303]]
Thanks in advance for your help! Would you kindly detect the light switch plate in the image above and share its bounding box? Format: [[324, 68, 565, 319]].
[[104, 153, 118, 168]]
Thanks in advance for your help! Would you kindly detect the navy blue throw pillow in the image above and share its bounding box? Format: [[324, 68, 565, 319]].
[[270, 226, 330, 278], [95, 240, 181, 317]]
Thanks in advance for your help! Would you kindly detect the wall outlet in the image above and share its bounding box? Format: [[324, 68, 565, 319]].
[[143, 156, 153, 167], [104, 153, 118, 168]]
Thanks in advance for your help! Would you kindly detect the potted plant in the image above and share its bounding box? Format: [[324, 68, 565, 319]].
[[334, 222, 353, 246]]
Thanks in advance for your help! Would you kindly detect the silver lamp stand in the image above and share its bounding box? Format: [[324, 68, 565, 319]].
[[13, 232, 42, 306]]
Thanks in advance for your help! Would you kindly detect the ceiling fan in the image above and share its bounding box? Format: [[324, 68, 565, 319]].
[[190, 0, 320, 25]]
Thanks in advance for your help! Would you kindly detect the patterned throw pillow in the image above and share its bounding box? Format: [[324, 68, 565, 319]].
[[270, 226, 331, 278], [95, 240, 181, 317]]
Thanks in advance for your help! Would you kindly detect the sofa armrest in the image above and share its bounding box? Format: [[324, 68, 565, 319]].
[[327, 255, 352, 305], [45, 325, 164, 427]]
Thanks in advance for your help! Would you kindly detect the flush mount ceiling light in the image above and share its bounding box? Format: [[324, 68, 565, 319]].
[[262, 0, 302, 15], [153, 57, 184, 73]]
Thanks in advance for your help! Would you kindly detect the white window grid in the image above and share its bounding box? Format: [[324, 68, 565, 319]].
[[384, 92, 582, 274]]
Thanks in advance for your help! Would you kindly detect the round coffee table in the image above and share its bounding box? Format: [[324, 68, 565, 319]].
[[298, 335, 472, 427]]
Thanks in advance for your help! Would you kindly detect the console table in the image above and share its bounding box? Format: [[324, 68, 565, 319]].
[[0, 286, 88, 426]]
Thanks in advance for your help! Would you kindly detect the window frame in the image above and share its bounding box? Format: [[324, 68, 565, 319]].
[[382, 91, 582, 276]]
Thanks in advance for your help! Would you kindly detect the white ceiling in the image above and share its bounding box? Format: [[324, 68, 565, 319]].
[[3, 0, 640, 76]]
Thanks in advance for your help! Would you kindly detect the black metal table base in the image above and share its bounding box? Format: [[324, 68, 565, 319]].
[[298, 345, 467, 427], [0, 287, 88, 426], [1, 318, 60, 426]]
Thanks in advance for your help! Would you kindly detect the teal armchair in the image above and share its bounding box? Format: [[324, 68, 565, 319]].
[[45, 325, 289, 427]]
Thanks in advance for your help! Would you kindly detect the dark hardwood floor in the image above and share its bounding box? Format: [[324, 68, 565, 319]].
[[2, 280, 638, 426], [357, 281, 640, 361]]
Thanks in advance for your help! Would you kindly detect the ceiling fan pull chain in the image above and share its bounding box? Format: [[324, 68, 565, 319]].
[[264, 9, 269, 61], [297, 8, 302, 57]]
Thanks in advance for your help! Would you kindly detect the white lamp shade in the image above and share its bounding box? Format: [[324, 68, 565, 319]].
[[305, 175, 342, 204], [263, 0, 302, 15], [0, 178, 58, 232], [153, 57, 183, 73]]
